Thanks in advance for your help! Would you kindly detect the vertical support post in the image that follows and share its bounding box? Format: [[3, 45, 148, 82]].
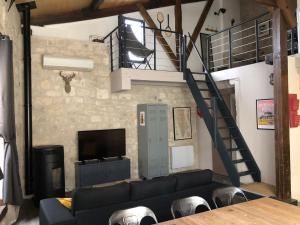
[[228, 29, 232, 68], [272, 8, 291, 200], [255, 19, 260, 62], [110, 34, 113, 72], [16, 1, 36, 195], [154, 31, 157, 70]]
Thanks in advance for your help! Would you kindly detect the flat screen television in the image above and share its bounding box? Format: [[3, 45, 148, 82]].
[[78, 129, 126, 161]]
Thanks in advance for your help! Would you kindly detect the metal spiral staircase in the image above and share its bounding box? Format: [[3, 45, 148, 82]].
[[182, 35, 261, 186]]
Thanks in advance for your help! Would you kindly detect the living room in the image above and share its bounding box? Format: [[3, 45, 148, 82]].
[[1, 0, 300, 224]]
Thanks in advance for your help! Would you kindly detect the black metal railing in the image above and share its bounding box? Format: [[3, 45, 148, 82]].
[[102, 24, 183, 72], [204, 13, 298, 72]]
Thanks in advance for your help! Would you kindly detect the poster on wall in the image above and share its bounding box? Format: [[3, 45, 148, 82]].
[[256, 99, 275, 130], [173, 107, 192, 140]]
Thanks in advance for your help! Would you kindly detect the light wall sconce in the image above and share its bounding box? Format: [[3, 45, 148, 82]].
[[214, 8, 226, 16]]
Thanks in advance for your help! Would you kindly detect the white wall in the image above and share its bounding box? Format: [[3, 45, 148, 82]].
[[197, 62, 275, 185], [288, 55, 300, 201]]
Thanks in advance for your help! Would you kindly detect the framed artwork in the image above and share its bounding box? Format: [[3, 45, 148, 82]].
[[256, 99, 275, 130], [173, 107, 192, 140], [258, 20, 270, 38]]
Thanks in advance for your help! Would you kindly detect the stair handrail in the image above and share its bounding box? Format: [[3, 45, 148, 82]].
[[187, 33, 222, 101]]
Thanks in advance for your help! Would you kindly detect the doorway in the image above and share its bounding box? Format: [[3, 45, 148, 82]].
[[212, 82, 236, 176]]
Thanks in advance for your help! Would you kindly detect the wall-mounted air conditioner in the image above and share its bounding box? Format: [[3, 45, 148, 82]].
[[42, 55, 94, 71]]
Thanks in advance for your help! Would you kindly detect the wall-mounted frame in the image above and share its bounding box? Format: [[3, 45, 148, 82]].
[[173, 107, 192, 140], [258, 20, 270, 38], [256, 99, 274, 130]]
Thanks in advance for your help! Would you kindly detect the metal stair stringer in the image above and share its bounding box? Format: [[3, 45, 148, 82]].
[[204, 72, 261, 183], [185, 68, 240, 186]]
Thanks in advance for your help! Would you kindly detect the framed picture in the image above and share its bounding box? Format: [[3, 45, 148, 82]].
[[173, 107, 192, 140], [258, 20, 270, 38], [256, 99, 275, 130]]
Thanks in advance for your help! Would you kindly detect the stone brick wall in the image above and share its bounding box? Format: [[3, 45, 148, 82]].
[[31, 36, 200, 190], [0, 1, 24, 224]]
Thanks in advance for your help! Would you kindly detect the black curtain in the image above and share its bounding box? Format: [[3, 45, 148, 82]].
[[0, 34, 23, 205]]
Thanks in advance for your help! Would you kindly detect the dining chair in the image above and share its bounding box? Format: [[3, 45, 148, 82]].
[[171, 196, 211, 219], [212, 186, 248, 208], [108, 206, 158, 225]]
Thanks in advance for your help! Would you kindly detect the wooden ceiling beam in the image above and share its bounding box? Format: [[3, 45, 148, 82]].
[[186, 0, 214, 59], [256, 0, 277, 7], [90, 0, 104, 10], [136, 2, 179, 71], [257, 0, 297, 29], [276, 0, 297, 29], [175, 0, 183, 59], [31, 0, 206, 26]]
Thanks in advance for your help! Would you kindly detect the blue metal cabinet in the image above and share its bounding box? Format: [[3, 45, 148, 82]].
[[137, 104, 169, 179]]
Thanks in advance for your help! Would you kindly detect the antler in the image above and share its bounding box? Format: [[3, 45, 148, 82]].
[[59, 71, 76, 94], [59, 71, 76, 82]]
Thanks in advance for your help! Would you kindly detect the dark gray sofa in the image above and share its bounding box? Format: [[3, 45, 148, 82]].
[[40, 169, 227, 225]]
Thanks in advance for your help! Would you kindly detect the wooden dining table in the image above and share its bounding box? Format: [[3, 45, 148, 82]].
[[158, 198, 300, 225]]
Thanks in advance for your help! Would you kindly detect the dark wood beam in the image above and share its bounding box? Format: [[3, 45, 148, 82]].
[[136, 2, 179, 71], [272, 8, 291, 200], [175, 0, 183, 59], [186, 0, 214, 59], [256, 0, 277, 7], [31, 0, 206, 26], [275, 0, 297, 29], [90, 0, 104, 10]]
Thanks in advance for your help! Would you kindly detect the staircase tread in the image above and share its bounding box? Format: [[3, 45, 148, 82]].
[[228, 148, 244, 152], [232, 159, 250, 164], [222, 136, 239, 140], [218, 126, 234, 129], [239, 170, 255, 176]]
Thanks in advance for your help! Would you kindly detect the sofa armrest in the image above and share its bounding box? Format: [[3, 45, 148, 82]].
[[39, 198, 76, 225]]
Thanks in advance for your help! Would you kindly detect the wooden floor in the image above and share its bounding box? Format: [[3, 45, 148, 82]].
[[241, 182, 276, 197]]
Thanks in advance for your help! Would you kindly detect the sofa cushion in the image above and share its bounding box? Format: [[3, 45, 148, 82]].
[[130, 176, 176, 201], [174, 169, 213, 191], [72, 182, 130, 213]]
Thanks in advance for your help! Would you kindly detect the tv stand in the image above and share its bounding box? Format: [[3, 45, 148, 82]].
[[75, 157, 130, 188]]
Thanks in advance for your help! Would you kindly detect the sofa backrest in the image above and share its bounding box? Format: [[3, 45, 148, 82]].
[[130, 176, 177, 201], [174, 169, 213, 191], [72, 170, 213, 215], [72, 182, 130, 214]]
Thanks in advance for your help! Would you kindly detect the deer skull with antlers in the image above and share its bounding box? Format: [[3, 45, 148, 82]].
[[59, 71, 76, 93]]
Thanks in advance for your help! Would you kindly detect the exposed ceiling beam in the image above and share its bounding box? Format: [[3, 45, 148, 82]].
[[90, 0, 104, 10], [175, 0, 183, 59], [256, 0, 277, 7], [275, 0, 297, 29], [257, 0, 297, 29], [31, 0, 206, 26], [136, 2, 179, 71], [186, 0, 214, 59]]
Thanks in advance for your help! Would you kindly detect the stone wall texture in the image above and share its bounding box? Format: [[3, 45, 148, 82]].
[[0, 1, 24, 225], [31, 36, 200, 190]]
